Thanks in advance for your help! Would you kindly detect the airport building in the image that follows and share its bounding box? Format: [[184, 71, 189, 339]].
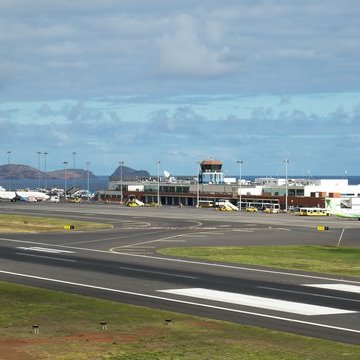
[[96, 159, 360, 209]]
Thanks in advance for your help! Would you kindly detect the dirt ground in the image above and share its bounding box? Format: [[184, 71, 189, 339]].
[[0, 329, 156, 359]]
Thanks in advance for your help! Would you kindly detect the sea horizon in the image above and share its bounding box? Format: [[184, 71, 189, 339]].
[[1, 175, 359, 192]]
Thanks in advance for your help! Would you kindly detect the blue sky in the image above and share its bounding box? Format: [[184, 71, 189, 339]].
[[0, 0, 359, 176]]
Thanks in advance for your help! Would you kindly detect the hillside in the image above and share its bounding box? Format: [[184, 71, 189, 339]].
[[0, 164, 97, 180], [110, 165, 150, 180], [0, 164, 150, 180]]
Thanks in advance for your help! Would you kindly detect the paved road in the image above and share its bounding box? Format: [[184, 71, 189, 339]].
[[0, 202, 359, 345]]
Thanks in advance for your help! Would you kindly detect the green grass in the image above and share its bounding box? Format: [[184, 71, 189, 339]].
[[158, 246, 360, 278], [0, 213, 112, 233], [0, 281, 359, 359]]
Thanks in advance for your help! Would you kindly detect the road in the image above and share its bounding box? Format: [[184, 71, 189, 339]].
[[0, 202, 359, 345]]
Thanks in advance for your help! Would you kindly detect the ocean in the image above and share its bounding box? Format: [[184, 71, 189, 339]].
[[1, 176, 109, 193], [1, 175, 359, 192]]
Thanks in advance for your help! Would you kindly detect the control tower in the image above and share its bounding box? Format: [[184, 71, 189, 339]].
[[199, 159, 223, 184]]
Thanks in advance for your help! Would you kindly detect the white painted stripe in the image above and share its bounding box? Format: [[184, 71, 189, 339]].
[[119, 267, 198, 279], [258, 286, 360, 304], [159, 288, 355, 316], [0, 270, 359, 335], [304, 284, 360, 294], [2, 236, 360, 286], [15, 253, 77, 263], [17, 247, 75, 254]]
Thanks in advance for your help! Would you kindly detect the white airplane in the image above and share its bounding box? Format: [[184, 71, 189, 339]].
[[16, 190, 50, 202], [0, 188, 17, 201], [326, 197, 360, 220]]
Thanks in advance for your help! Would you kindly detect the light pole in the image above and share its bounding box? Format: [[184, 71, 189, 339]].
[[156, 160, 161, 205], [283, 159, 289, 211], [37, 152, 41, 188], [72, 151, 76, 189], [119, 161, 124, 204], [63, 161, 68, 200], [43, 152, 48, 189], [236, 160, 244, 211], [7, 151, 11, 190], [196, 161, 201, 207], [86, 162, 90, 202]]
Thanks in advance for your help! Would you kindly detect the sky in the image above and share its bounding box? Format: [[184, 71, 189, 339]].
[[0, 0, 359, 177]]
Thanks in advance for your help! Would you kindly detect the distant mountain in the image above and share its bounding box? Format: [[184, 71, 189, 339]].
[[0, 164, 40, 179], [47, 168, 97, 180], [110, 165, 150, 180], [0, 164, 97, 180]]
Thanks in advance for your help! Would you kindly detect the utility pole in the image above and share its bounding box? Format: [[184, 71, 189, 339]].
[[283, 159, 290, 211], [119, 161, 124, 204], [72, 152, 76, 189], [156, 160, 161, 205], [236, 160, 244, 211]]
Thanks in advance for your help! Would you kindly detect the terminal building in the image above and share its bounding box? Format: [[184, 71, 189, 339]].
[[96, 159, 360, 210]]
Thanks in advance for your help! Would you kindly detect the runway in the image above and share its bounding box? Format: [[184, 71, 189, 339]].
[[0, 202, 359, 345]]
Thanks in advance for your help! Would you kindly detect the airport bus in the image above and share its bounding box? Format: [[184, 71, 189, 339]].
[[239, 201, 280, 212], [296, 208, 329, 216]]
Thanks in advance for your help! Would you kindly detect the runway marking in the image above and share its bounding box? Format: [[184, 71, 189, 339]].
[[258, 286, 360, 303], [0, 270, 359, 335], [15, 253, 77, 263], [109, 233, 187, 250], [113, 248, 153, 253], [181, 235, 208, 238], [119, 266, 198, 279], [158, 288, 355, 316], [304, 284, 360, 294], [16, 247, 75, 254], [159, 239, 187, 242], [2, 237, 360, 285], [64, 228, 168, 246], [124, 246, 156, 248]]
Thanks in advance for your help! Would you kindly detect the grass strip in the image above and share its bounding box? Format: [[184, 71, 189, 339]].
[[0, 213, 112, 233], [158, 246, 360, 278], [0, 281, 359, 359]]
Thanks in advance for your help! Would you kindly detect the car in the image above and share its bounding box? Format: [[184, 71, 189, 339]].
[[245, 207, 258, 212]]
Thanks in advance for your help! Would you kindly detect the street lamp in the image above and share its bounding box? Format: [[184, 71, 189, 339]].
[[72, 152, 76, 189], [43, 152, 48, 189], [63, 161, 68, 200], [86, 162, 91, 202], [156, 160, 161, 205], [7, 151, 11, 190], [283, 159, 290, 211], [196, 161, 201, 207], [236, 160, 244, 211], [119, 161, 124, 204], [37, 152, 41, 188]]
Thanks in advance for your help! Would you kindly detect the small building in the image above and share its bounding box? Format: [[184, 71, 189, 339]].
[[199, 159, 223, 184]]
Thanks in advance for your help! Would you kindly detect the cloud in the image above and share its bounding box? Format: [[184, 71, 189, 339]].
[[0, 1, 359, 100], [1, 93, 360, 175], [158, 14, 237, 77]]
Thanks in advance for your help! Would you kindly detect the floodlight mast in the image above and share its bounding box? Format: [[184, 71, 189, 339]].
[[236, 160, 244, 212], [283, 159, 290, 211], [119, 161, 124, 204], [156, 160, 161, 205]]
